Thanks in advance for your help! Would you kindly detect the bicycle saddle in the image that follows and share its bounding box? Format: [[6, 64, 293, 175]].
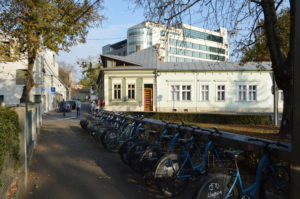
[[148, 130, 160, 135], [224, 150, 243, 159]]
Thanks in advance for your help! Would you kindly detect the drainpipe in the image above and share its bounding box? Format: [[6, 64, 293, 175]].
[[155, 69, 158, 112]]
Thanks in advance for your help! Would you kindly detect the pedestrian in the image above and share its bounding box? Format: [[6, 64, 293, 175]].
[[91, 100, 95, 114], [100, 99, 105, 110], [76, 99, 81, 117], [60, 99, 67, 116], [95, 100, 100, 114]]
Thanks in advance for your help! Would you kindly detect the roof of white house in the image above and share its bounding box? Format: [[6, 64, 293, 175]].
[[101, 46, 272, 72]]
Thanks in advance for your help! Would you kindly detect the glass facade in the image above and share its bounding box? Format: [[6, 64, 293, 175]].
[[102, 45, 111, 54], [128, 27, 152, 54], [169, 39, 226, 54], [169, 47, 225, 61], [183, 28, 223, 43]]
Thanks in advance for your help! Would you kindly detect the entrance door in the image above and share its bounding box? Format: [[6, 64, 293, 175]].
[[144, 84, 153, 111]]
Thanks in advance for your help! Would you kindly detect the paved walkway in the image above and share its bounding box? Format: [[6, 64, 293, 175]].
[[22, 108, 196, 199]]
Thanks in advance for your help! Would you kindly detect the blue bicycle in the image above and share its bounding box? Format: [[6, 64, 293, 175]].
[[194, 138, 290, 199], [154, 127, 223, 197]]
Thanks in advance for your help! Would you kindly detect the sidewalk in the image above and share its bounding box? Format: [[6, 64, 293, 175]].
[[22, 110, 196, 199], [22, 111, 154, 199]]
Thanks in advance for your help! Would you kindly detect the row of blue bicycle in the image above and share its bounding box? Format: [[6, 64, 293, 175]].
[[80, 111, 290, 198]]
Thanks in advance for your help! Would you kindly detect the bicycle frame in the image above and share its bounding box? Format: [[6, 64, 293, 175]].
[[225, 154, 270, 198], [176, 139, 220, 178]]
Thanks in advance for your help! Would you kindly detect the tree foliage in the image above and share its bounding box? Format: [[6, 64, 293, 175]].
[[241, 9, 290, 62], [59, 67, 72, 87], [77, 57, 101, 89], [0, 0, 104, 102]]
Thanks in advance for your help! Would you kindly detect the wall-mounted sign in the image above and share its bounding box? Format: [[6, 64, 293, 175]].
[[51, 87, 55, 93]]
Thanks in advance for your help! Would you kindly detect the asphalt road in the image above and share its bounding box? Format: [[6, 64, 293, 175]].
[[22, 105, 195, 199]]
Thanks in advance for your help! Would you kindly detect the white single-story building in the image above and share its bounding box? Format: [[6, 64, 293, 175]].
[[98, 46, 283, 113]]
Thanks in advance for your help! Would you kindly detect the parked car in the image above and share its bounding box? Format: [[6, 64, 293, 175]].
[[66, 100, 77, 110], [58, 102, 71, 112]]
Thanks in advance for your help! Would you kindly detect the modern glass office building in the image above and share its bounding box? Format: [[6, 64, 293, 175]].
[[103, 21, 229, 62]]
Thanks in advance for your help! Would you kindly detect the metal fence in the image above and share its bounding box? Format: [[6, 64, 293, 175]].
[[113, 112, 291, 162], [0, 103, 42, 198]]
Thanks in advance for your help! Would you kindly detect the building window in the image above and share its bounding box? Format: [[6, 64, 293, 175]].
[[182, 85, 191, 100], [16, 69, 27, 85], [171, 85, 180, 101], [113, 84, 121, 100], [128, 84, 135, 100], [217, 85, 225, 101], [248, 85, 257, 101], [201, 85, 209, 101], [238, 85, 247, 101], [237, 84, 258, 101]]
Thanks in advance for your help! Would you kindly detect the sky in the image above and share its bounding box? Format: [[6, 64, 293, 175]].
[[57, 0, 145, 81]]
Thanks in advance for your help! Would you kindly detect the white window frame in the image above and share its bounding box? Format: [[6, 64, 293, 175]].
[[216, 85, 226, 101], [238, 85, 247, 101], [236, 84, 258, 102], [170, 85, 180, 101], [127, 84, 135, 100], [113, 84, 121, 100], [182, 85, 191, 101], [248, 85, 258, 101], [200, 84, 209, 101]]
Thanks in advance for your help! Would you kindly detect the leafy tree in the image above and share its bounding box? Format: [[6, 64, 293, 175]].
[[241, 9, 290, 62], [133, 0, 295, 137], [0, 0, 103, 102], [59, 67, 72, 87], [77, 57, 102, 89]]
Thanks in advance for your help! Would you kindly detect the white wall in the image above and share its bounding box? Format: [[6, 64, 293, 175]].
[[0, 60, 28, 105], [157, 71, 283, 113], [0, 50, 68, 112], [104, 71, 155, 112]]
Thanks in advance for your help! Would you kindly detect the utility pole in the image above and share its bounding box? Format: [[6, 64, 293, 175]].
[[291, 1, 300, 198]]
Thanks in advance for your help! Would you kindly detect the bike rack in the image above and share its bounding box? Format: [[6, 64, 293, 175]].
[[96, 111, 292, 162]]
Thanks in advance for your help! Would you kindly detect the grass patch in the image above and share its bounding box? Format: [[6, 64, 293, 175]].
[[172, 121, 289, 142]]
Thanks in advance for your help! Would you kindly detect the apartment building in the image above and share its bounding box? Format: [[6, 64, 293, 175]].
[[102, 21, 229, 62], [0, 39, 68, 112]]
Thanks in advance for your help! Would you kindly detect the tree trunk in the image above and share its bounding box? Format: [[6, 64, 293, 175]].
[[279, 87, 293, 137], [20, 48, 37, 103], [261, 0, 294, 137]]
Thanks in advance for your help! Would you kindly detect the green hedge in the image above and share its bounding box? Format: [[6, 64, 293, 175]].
[[123, 112, 272, 125], [0, 107, 20, 177]]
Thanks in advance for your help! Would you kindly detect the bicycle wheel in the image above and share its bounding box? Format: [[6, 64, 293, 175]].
[[128, 141, 148, 173], [100, 130, 110, 146], [154, 153, 189, 197], [193, 173, 240, 199], [270, 164, 290, 192], [139, 146, 163, 175], [104, 129, 120, 152], [119, 138, 137, 165]]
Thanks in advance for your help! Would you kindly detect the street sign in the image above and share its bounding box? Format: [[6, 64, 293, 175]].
[[51, 87, 55, 93]]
